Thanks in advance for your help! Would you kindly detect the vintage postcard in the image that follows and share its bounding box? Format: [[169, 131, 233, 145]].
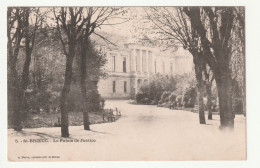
[[6, 6, 246, 161]]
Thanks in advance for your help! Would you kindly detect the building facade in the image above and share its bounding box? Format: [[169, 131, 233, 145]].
[[97, 43, 191, 99]]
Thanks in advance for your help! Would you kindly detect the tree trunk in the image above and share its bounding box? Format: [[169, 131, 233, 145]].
[[22, 38, 32, 90], [11, 8, 34, 131], [215, 69, 234, 129], [184, 7, 235, 129], [190, 49, 206, 124], [206, 84, 213, 120], [8, 38, 23, 131], [19, 13, 33, 118], [11, 86, 23, 131], [242, 90, 246, 117], [60, 54, 74, 137], [79, 38, 90, 130], [83, 111, 90, 130], [80, 66, 90, 130], [198, 89, 206, 124]]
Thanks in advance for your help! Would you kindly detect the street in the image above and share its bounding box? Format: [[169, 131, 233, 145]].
[[8, 100, 246, 161]]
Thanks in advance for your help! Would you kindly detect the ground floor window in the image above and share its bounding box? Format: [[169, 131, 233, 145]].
[[113, 81, 116, 93], [124, 81, 127, 93]]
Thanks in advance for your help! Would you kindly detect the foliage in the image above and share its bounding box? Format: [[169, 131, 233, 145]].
[[136, 92, 149, 104], [182, 86, 197, 108], [168, 92, 177, 103], [86, 83, 104, 112], [8, 23, 108, 129], [135, 7, 245, 127], [232, 79, 244, 114], [136, 73, 198, 108], [136, 74, 177, 104], [160, 91, 171, 103], [75, 39, 108, 82]]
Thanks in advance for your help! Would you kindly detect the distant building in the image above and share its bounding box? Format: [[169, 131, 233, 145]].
[[93, 33, 193, 99]]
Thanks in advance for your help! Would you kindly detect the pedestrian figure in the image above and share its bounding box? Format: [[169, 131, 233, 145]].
[[115, 108, 121, 116]]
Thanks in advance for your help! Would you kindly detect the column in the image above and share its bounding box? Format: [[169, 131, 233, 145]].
[[140, 49, 143, 72], [136, 49, 140, 72], [152, 54, 155, 74], [146, 50, 149, 73], [135, 79, 138, 95], [131, 49, 136, 72]]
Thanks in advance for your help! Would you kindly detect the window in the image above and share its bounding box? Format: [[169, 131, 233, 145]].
[[124, 81, 127, 93], [148, 51, 152, 72], [113, 81, 116, 93], [154, 61, 157, 73], [142, 50, 146, 72], [112, 56, 116, 71], [136, 49, 140, 72], [170, 63, 173, 72], [123, 57, 126, 72], [162, 62, 165, 73]]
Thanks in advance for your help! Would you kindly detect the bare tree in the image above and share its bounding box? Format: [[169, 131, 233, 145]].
[[141, 7, 244, 128], [7, 7, 44, 131], [183, 7, 244, 129], [143, 7, 207, 124], [22, 8, 45, 91], [53, 7, 127, 137], [53, 7, 86, 137], [7, 7, 26, 131], [76, 7, 126, 130]]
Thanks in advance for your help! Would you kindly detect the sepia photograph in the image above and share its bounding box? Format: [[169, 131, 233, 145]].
[[6, 5, 247, 161]]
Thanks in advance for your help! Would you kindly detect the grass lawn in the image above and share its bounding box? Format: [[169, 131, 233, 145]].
[[18, 111, 104, 128]]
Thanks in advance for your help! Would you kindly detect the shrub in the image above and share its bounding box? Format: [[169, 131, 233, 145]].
[[150, 100, 157, 105], [25, 89, 52, 113], [135, 73, 198, 107], [139, 97, 151, 104], [168, 92, 177, 103], [160, 91, 171, 103], [169, 101, 177, 109], [136, 92, 148, 104], [233, 99, 243, 114], [136, 92, 143, 104], [143, 97, 151, 104], [86, 90, 103, 112], [176, 95, 183, 107], [158, 100, 163, 105], [182, 86, 197, 108]]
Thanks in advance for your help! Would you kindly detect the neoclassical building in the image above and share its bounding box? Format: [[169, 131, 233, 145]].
[[96, 42, 192, 99]]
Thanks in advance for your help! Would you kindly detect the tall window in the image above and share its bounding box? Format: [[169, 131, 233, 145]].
[[154, 61, 157, 73], [142, 50, 146, 72], [123, 57, 126, 72], [113, 81, 116, 93], [112, 56, 116, 71], [162, 62, 165, 73], [124, 81, 127, 93], [136, 49, 140, 72], [148, 51, 152, 72]]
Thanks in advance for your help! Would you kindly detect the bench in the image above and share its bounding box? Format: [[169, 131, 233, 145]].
[[103, 113, 116, 122], [103, 109, 116, 122], [107, 116, 116, 122], [103, 108, 121, 122]]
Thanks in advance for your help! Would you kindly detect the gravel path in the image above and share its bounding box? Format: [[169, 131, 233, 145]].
[[8, 100, 246, 161]]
